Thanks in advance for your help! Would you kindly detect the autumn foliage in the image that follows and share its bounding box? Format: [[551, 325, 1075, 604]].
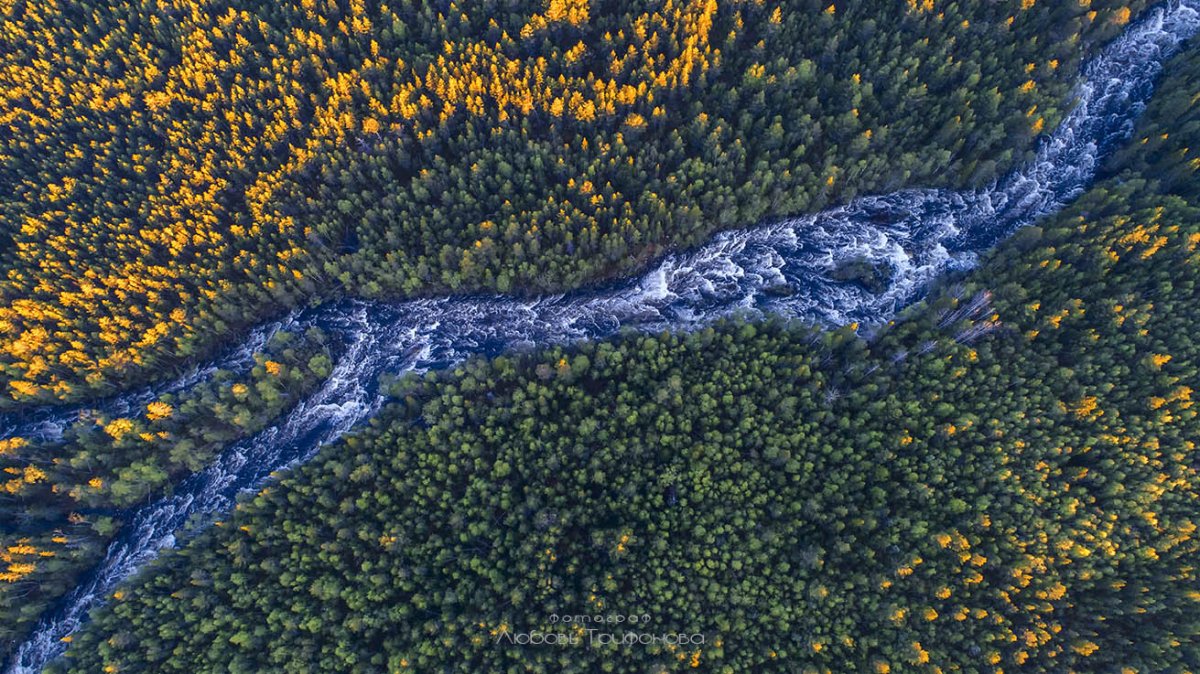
[[0, 329, 333, 649], [52, 37, 1200, 673], [0, 0, 1145, 406]]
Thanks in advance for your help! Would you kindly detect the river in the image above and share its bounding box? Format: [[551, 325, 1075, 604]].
[[5, 1, 1200, 670]]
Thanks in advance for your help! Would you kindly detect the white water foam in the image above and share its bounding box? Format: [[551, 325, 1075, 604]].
[[0, 314, 297, 444]]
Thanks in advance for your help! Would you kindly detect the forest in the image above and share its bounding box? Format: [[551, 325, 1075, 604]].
[[47, 36, 1200, 674], [0, 327, 334, 649], [0, 0, 1148, 407]]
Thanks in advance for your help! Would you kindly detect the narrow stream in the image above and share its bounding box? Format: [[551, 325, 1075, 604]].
[[6, 1, 1200, 670]]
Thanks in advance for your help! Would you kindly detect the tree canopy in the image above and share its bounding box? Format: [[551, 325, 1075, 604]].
[[0, 0, 1146, 405], [49, 38, 1200, 673]]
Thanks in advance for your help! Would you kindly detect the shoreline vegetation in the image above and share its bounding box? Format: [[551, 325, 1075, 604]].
[[0, 328, 334, 651]]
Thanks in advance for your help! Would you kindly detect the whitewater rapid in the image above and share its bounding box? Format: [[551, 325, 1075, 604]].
[[6, 1, 1200, 671], [0, 316, 294, 445]]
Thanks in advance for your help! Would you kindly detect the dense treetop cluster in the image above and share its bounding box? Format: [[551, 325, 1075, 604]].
[[0, 0, 1146, 405], [0, 328, 333, 649], [51, 40, 1200, 673]]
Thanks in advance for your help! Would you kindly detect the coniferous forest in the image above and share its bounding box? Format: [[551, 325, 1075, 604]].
[[2, 0, 1199, 672], [0, 327, 334, 647], [1, 0, 1145, 404], [44, 34, 1200, 674]]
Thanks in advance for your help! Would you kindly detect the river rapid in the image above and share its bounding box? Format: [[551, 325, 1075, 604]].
[[5, 1, 1200, 670]]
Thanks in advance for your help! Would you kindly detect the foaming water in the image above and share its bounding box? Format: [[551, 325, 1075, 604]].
[[6, 2, 1200, 671], [0, 315, 295, 444]]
